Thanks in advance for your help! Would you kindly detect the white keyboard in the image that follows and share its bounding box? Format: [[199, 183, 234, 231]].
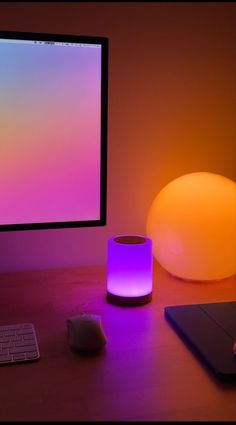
[[0, 323, 40, 365]]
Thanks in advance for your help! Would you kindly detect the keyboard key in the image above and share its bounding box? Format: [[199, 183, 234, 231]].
[[4, 332, 16, 337], [23, 334, 35, 340], [0, 354, 12, 363], [15, 340, 36, 347], [1, 342, 14, 349], [10, 336, 22, 342], [12, 353, 26, 361], [27, 351, 39, 359], [0, 348, 9, 355], [10, 345, 38, 354], [0, 337, 10, 343], [17, 329, 34, 335]]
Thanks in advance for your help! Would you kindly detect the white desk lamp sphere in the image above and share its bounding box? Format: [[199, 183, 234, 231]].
[[147, 172, 236, 281]]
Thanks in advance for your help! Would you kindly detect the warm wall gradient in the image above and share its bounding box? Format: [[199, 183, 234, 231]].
[[0, 2, 235, 271]]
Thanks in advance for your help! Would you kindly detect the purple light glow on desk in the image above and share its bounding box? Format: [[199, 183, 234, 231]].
[[107, 235, 153, 306]]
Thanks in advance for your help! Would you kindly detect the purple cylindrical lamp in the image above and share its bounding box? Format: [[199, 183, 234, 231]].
[[107, 235, 153, 306]]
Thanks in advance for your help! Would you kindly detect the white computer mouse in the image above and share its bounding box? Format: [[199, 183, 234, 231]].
[[66, 313, 107, 352]]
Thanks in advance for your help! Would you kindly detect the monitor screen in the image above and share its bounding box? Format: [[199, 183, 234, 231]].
[[0, 31, 108, 231]]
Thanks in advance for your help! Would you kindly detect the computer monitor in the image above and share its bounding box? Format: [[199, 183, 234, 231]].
[[0, 30, 108, 232]]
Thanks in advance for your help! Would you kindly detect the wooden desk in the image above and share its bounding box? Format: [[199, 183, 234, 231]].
[[0, 262, 235, 421]]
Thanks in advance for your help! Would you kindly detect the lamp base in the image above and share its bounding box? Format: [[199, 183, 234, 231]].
[[106, 291, 152, 306]]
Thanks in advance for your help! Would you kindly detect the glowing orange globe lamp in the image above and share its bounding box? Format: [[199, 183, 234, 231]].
[[147, 172, 236, 281]]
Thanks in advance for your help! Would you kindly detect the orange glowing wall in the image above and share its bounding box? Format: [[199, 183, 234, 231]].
[[0, 3, 235, 271]]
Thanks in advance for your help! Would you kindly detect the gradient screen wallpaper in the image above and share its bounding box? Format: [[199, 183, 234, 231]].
[[0, 33, 107, 230]]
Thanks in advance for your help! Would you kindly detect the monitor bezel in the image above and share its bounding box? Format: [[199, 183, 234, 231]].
[[0, 30, 108, 231]]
